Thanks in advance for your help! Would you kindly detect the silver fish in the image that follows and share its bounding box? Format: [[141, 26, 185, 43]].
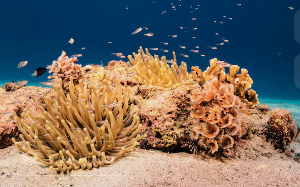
[[102, 102, 118, 108]]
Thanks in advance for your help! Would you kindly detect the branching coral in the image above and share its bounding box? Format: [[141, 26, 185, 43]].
[[47, 51, 83, 92], [12, 77, 145, 173], [190, 77, 248, 155], [127, 47, 194, 88], [190, 58, 258, 107]]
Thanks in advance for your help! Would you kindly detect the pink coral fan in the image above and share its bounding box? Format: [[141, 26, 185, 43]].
[[47, 51, 83, 92], [190, 77, 248, 156]]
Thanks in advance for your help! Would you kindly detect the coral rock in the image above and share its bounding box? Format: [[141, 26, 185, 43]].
[[264, 108, 299, 151]]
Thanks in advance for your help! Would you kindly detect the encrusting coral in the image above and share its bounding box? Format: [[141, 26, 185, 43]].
[[190, 77, 248, 155], [190, 58, 259, 107], [47, 51, 83, 92], [127, 46, 194, 88], [12, 77, 146, 173]]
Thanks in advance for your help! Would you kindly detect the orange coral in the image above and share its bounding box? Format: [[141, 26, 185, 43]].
[[190, 58, 258, 108], [190, 77, 248, 156]]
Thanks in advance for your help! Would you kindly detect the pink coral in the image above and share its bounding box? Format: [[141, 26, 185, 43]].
[[47, 51, 83, 92]]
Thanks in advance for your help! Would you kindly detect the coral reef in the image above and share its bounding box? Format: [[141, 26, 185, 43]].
[[264, 108, 300, 151], [138, 84, 194, 150], [0, 86, 52, 149], [189, 77, 248, 156], [127, 47, 193, 88], [47, 51, 83, 92], [12, 77, 145, 173]]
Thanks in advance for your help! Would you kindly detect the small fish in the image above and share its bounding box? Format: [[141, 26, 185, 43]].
[[144, 33, 154, 37], [111, 53, 123, 57], [161, 11, 167, 14], [193, 27, 198, 30], [192, 36, 196, 39], [120, 55, 126, 59], [7, 101, 21, 105], [168, 35, 178, 38], [195, 46, 199, 49], [238, 4, 242, 6], [192, 18, 196, 20], [224, 39, 229, 42], [216, 61, 231, 67], [125, 7, 129, 10], [220, 22, 224, 24], [201, 54, 206, 57], [163, 50, 169, 53], [7, 120, 17, 122], [149, 48, 159, 51], [0, 112, 13, 115], [143, 27, 149, 30], [81, 47, 86, 50], [215, 33, 219, 36], [220, 43, 225, 46], [166, 60, 174, 64], [229, 17, 233, 20], [132, 27, 143, 35], [160, 42, 168, 45], [39, 82, 55, 86], [128, 72, 138, 75], [178, 45, 186, 49], [32, 67, 47, 78], [69, 38, 74, 44], [190, 50, 199, 53], [82, 80, 94, 84], [71, 54, 82, 58], [223, 15, 226, 18], [96, 121, 107, 125], [28, 93, 43, 97], [214, 20, 217, 23], [108, 41, 112, 44], [288, 7, 294, 10], [211, 47, 217, 50], [102, 102, 119, 108], [179, 26, 184, 29], [18, 61, 28, 68], [180, 54, 189, 58]]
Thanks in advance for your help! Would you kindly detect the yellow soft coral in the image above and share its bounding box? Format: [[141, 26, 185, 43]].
[[127, 47, 194, 88]]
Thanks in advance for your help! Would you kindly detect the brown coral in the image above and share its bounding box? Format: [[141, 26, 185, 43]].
[[264, 108, 299, 151]]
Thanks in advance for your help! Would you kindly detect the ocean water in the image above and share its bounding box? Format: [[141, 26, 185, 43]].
[[0, 1, 299, 108]]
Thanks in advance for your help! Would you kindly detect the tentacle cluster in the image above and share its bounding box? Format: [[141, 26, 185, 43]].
[[127, 46, 194, 88], [12, 77, 146, 173]]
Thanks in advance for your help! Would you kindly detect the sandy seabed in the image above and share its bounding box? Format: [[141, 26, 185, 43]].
[[1, 141, 300, 187]]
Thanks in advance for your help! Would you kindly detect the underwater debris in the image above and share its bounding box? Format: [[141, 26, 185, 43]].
[[12, 77, 145, 173]]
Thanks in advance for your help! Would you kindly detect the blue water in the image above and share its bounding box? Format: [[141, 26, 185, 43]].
[[0, 1, 299, 100]]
